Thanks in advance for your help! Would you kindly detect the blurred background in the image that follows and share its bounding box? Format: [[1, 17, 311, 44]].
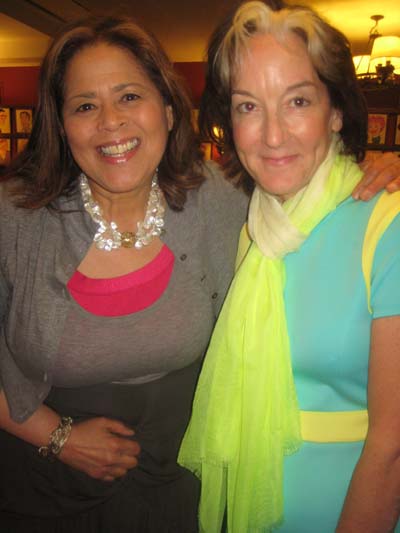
[[0, 0, 399, 163]]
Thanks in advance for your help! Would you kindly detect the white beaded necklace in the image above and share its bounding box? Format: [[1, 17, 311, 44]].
[[79, 171, 165, 251]]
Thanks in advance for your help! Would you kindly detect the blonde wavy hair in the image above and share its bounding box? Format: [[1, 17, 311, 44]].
[[216, 1, 343, 87], [200, 0, 367, 192]]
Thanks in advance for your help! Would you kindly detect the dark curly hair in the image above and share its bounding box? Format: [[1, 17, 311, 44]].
[[5, 16, 204, 210], [199, 0, 367, 193]]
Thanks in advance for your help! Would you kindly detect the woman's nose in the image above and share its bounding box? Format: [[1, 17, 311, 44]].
[[262, 112, 286, 148], [98, 103, 126, 131]]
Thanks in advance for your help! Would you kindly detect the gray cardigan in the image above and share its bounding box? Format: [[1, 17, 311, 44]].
[[0, 162, 248, 422]]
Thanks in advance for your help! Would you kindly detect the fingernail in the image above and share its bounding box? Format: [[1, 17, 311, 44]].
[[361, 190, 373, 201]]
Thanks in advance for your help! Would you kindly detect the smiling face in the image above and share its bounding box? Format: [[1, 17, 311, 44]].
[[231, 32, 342, 201], [62, 42, 173, 203]]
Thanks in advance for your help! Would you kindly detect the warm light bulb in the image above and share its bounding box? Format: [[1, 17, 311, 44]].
[[370, 36, 400, 71], [212, 126, 223, 139]]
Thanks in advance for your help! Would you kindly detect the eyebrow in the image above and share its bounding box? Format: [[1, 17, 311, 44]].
[[65, 82, 144, 101], [231, 81, 318, 97]]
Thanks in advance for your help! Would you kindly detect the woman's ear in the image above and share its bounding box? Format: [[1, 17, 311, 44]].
[[331, 108, 343, 133]]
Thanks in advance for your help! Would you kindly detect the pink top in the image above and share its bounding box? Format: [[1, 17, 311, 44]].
[[67, 245, 174, 317]]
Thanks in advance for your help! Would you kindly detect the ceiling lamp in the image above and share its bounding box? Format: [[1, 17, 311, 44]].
[[353, 55, 372, 76], [353, 15, 400, 85], [370, 36, 400, 74]]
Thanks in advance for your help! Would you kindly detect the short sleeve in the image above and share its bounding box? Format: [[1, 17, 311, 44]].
[[371, 212, 400, 318]]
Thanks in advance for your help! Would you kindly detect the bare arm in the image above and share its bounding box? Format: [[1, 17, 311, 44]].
[[337, 315, 400, 532], [353, 152, 400, 201], [0, 390, 140, 481]]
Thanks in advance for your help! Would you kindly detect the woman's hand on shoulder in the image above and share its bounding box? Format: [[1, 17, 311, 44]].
[[353, 152, 400, 200], [59, 417, 140, 482]]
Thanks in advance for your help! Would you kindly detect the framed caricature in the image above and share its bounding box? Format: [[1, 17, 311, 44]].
[[16, 137, 29, 154], [0, 138, 11, 165], [0, 106, 36, 161], [395, 115, 400, 146], [15, 107, 33, 134], [0, 107, 11, 134], [367, 114, 387, 146]]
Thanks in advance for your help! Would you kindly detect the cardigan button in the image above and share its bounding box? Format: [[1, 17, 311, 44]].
[[211, 292, 218, 299], [180, 254, 187, 261]]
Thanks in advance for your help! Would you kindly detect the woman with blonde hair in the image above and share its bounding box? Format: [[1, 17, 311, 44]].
[[179, 2, 400, 531]]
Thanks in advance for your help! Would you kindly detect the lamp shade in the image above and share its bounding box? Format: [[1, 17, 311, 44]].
[[370, 36, 400, 72], [353, 55, 371, 75]]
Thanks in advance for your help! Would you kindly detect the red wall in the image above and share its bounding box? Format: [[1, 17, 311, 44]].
[[0, 67, 40, 106], [174, 62, 206, 107], [0, 63, 205, 108]]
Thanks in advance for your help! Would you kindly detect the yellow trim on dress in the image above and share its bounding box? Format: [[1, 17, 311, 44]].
[[362, 191, 400, 314], [300, 410, 368, 442]]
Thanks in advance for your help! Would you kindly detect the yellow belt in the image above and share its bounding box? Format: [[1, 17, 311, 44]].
[[300, 410, 368, 443]]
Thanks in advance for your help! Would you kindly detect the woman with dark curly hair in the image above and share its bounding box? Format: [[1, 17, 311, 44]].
[[180, 2, 400, 532]]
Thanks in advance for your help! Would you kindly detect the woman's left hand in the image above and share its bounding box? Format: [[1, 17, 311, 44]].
[[353, 152, 400, 201]]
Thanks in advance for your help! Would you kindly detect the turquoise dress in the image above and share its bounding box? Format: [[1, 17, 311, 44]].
[[278, 193, 400, 532]]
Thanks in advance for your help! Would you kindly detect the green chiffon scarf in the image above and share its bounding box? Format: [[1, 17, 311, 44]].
[[178, 139, 363, 532]]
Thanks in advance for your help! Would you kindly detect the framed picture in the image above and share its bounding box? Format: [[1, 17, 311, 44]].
[[395, 115, 400, 146], [0, 107, 11, 134], [0, 138, 11, 165], [367, 114, 387, 146], [16, 137, 29, 154], [14, 107, 33, 134]]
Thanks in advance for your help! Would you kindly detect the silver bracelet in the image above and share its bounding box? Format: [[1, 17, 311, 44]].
[[38, 416, 73, 461]]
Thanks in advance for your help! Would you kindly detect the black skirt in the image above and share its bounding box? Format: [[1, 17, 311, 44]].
[[0, 360, 201, 532]]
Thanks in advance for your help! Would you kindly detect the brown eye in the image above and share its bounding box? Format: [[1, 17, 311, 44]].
[[292, 97, 309, 107], [76, 103, 94, 112], [237, 102, 256, 113], [123, 93, 139, 102]]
